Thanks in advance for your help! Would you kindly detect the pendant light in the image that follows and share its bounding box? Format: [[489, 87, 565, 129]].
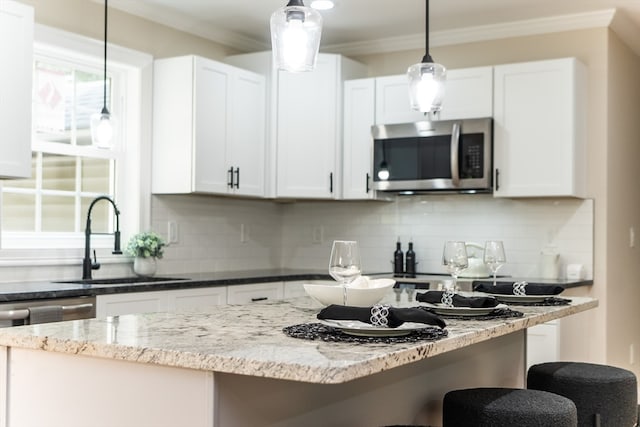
[[90, 0, 115, 148], [270, 0, 323, 72], [407, 0, 446, 113]]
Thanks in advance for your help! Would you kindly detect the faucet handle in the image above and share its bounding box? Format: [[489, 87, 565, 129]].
[[92, 250, 101, 271]]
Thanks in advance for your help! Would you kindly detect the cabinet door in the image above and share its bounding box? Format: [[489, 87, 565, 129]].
[[228, 69, 266, 197], [527, 321, 559, 370], [226, 282, 284, 304], [0, 1, 33, 179], [276, 55, 339, 198], [375, 75, 426, 125], [96, 292, 168, 318], [193, 57, 232, 193], [493, 58, 586, 198], [343, 78, 376, 200], [167, 287, 228, 311], [438, 67, 493, 120]]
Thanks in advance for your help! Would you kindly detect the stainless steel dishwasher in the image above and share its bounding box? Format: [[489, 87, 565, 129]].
[[0, 296, 96, 327]]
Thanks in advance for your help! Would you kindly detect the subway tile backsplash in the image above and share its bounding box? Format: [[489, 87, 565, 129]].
[[152, 194, 593, 280]]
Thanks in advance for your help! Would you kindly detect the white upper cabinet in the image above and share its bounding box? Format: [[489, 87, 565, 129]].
[[0, 1, 33, 179], [226, 52, 367, 199], [342, 78, 376, 200], [374, 66, 493, 125], [152, 55, 266, 197], [493, 58, 587, 198]]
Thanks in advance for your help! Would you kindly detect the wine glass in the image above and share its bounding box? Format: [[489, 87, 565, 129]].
[[483, 240, 506, 287], [328, 240, 362, 305], [442, 241, 469, 293]]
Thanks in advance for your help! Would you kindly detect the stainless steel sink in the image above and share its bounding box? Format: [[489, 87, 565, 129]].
[[55, 277, 189, 285]]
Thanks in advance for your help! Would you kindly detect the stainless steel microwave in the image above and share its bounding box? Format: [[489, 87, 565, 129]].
[[372, 118, 493, 193]]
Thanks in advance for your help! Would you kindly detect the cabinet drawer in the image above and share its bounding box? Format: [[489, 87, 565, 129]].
[[226, 282, 284, 304]]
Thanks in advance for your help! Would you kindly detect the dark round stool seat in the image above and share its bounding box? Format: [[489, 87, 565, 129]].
[[442, 387, 578, 426], [527, 362, 638, 427]]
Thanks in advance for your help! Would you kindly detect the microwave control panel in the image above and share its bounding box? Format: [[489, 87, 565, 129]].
[[460, 133, 484, 179]]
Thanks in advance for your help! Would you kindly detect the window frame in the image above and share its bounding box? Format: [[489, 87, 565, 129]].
[[0, 24, 152, 262]]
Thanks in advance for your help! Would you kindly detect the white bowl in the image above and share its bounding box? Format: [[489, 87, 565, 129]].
[[303, 278, 395, 307]]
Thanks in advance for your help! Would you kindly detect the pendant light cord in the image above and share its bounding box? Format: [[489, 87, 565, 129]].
[[102, 0, 108, 113], [422, 0, 434, 63]]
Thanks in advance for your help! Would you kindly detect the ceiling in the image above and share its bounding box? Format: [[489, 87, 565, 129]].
[[107, 0, 640, 55]]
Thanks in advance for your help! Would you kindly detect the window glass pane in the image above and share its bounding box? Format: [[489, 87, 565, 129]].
[[42, 153, 76, 192], [81, 158, 111, 193], [1, 153, 37, 189], [75, 70, 109, 146], [42, 195, 75, 232], [34, 61, 72, 144], [2, 193, 35, 231], [81, 197, 111, 233]]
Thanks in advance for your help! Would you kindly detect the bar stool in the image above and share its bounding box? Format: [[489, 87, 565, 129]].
[[442, 387, 578, 426], [527, 362, 638, 427]]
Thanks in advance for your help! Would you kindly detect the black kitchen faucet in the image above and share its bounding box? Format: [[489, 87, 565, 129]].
[[83, 195, 123, 280]]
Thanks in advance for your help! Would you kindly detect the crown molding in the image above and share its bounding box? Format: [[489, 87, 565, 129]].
[[324, 9, 618, 56], [609, 9, 640, 56]]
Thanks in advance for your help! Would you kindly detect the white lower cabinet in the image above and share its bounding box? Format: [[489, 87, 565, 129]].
[[167, 286, 228, 311], [526, 320, 559, 369], [96, 292, 168, 318], [226, 282, 284, 304]]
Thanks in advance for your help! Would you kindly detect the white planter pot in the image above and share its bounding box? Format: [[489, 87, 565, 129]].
[[133, 257, 157, 277]]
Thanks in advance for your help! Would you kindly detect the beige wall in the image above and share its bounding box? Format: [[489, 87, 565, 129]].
[[605, 30, 640, 372], [20, 0, 239, 60]]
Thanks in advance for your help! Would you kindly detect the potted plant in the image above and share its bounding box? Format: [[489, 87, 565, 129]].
[[126, 231, 166, 277]]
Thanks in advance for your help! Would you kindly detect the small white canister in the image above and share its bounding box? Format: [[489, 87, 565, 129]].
[[540, 246, 560, 279], [566, 264, 585, 280]]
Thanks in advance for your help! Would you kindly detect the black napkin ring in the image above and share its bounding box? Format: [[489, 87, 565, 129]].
[[513, 281, 528, 296], [441, 289, 455, 307], [370, 304, 390, 327]]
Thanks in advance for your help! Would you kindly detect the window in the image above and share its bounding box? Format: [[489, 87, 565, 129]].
[[0, 25, 152, 253]]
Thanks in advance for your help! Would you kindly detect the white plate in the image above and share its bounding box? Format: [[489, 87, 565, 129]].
[[488, 293, 555, 303], [320, 320, 427, 337], [423, 303, 506, 316]]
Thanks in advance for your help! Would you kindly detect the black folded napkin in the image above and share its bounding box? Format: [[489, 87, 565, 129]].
[[415, 291, 499, 308], [473, 282, 565, 295], [317, 304, 446, 329]]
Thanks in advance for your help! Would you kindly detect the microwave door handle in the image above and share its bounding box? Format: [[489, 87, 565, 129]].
[[450, 122, 461, 187]]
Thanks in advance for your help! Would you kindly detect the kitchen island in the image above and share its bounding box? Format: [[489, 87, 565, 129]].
[[0, 295, 597, 427]]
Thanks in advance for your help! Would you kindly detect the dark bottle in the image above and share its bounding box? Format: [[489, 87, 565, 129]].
[[405, 242, 416, 277], [393, 241, 404, 276]]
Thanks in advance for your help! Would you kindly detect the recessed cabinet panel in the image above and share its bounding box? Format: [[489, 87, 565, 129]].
[[0, 1, 33, 179], [493, 58, 586, 198], [226, 282, 284, 305], [343, 78, 376, 200], [375, 75, 427, 125]]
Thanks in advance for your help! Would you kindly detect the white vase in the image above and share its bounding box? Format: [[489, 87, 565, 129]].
[[133, 257, 157, 277]]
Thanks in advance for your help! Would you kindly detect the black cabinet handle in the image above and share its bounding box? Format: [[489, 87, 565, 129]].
[[329, 172, 333, 193], [227, 167, 234, 188], [366, 173, 370, 193], [251, 297, 267, 302], [495, 168, 500, 191], [234, 167, 240, 189]]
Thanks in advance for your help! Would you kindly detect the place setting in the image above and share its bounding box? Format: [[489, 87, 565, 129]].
[[283, 240, 449, 343], [413, 241, 524, 320]]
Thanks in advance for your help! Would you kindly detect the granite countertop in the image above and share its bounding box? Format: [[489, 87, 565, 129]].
[[0, 269, 593, 303], [0, 295, 598, 384]]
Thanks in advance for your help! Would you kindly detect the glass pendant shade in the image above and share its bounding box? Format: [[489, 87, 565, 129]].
[[407, 61, 446, 112], [90, 108, 116, 149], [271, 0, 322, 72]]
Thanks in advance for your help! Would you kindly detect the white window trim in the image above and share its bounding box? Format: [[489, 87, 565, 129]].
[[0, 24, 153, 265]]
